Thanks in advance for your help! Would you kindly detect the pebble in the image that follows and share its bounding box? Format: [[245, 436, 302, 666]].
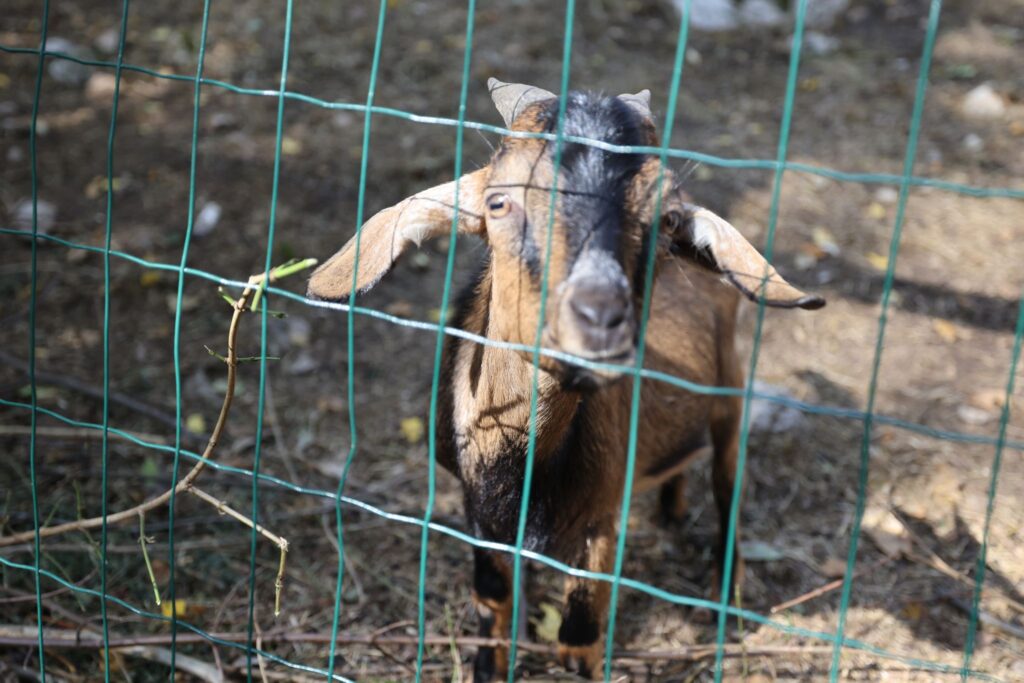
[[962, 133, 984, 153], [193, 201, 222, 237], [961, 83, 1005, 121], [93, 28, 121, 55], [12, 198, 56, 232], [805, 31, 840, 56], [85, 72, 117, 102], [873, 186, 899, 205], [749, 381, 804, 434], [44, 38, 93, 86]]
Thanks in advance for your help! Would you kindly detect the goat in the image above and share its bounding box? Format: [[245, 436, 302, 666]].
[[307, 79, 824, 681]]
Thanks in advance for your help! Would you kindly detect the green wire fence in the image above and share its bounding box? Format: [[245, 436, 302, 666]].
[[2, 0, 1023, 681]]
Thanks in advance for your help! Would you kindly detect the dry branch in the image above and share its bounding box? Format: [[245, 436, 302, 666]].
[[0, 625, 834, 663], [0, 264, 311, 615]]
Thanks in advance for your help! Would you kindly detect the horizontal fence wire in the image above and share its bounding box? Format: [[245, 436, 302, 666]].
[[3, 0, 1023, 681], [1, 44, 1023, 201]]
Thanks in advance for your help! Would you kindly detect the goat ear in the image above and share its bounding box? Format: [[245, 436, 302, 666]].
[[307, 167, 488, 301], [667, 206, 825, 310]]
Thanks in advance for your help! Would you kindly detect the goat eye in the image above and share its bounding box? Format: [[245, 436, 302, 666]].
[[486, 194, 512, 218], [663, 210, 685, 233]]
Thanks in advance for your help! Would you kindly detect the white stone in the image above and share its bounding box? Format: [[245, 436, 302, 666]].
[[961, 83, 1006, 121], [193, 201, 222, 237], [962, 133, 984, 153], [873, 186, 899, 205], [12, 199, 56, 232], [93, 28, 121, 55], [804, 31, 840, 56], [44, 38, 93, 86], [749, 381, 804, 434]]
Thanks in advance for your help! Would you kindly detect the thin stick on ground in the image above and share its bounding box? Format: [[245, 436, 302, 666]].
[[0, 262, 314, 616], [138, 511, 161, 606]]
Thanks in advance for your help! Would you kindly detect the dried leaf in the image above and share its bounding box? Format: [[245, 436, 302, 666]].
[[739, 540, 787, 562], [811, 227, 840, 256], [531, 602, 562, 643], [932, 319, 959, 343], [866, 202, 887, 220], [139, 270, 162, 288], [161, 599, 189, 618], [863, 507, 910, 559], [185, 413, 206, 435], [819, 557, 849, 579], [280, 136, 302, 156], [400, 416, 425, 444], [866, 252, 889, 271]]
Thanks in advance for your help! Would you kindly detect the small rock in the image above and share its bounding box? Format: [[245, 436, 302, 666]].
[[44, 38, 93, 86], [209, 112, 238, 130], [749, 381, 803, 434], [685, 48, 702, 66], [7, 146, 24, 163], [957, 405, 993, 425], [287, 317, 311, 348], [873, 186, 899, 205], [961, 83, 1005, 121], [804, 31, 840, 56], [286, 350, 318, 376], [85, 72, 117, 102], [739, 0, 787, 28], [93, 28, 121, 55], [962, 133, 984, 153], [332, 111, 356, 128], [681, 0, 738, 32], [193, 201, 222, 237], [12, 199, 56, 232]]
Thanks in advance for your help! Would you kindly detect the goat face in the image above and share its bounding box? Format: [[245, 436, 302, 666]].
[[481, 91, 660, 382], [306, 80, 824, 384]]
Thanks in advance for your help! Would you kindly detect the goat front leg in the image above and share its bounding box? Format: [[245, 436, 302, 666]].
[[557, 522, 616, 679], [471, 546, 514, 682], [710, 392, 745, 604]]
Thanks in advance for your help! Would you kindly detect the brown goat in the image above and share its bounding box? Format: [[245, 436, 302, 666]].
[[307, 79, 824, 680]]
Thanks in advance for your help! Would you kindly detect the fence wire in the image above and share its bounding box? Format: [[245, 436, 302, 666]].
[[2, 0, 1023, 681]]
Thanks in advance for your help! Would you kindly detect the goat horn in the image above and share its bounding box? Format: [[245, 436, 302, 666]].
[[618, 89, 652, 121], [488, 78, 556, 128]]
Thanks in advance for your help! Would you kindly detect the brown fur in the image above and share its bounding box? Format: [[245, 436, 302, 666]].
[[307, 91, 822, 681]]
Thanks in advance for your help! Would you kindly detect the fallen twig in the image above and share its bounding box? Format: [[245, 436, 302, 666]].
[[0, 625, 835, 662], [0, 263, 312, 617], [0, 348, 204, 446], [770, 557, 892, 615]]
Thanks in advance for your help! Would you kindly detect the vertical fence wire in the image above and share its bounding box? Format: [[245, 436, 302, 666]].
[[962, 292, 1024, 678], [25, 1, 52, 679], [415, 0, 478, 679], [602, 2, 692, 679], [326, 0, 388, 680], [829, 2, 943, 679], [243, 0, 297, 678], [713, 1, 809, 678], [7, 0, 1022, 679], [506, 2, 577, 678], [167, 0, 214, 674], [98, 1, 132, 678]]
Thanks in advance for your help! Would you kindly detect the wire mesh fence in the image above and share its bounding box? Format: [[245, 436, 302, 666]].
[[1, 0, 1023, 681]]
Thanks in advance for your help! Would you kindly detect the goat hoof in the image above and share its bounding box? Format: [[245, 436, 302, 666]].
[[558, 643, 601, 680]]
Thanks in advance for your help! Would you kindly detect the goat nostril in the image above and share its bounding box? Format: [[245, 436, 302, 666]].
[[570, 292, 629, 329]]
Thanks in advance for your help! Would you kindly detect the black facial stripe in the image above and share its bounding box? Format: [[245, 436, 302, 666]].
[[536, 93, 650, 267]]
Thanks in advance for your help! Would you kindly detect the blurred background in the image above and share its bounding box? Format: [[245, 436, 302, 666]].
[[1, 0, 1023, 680]]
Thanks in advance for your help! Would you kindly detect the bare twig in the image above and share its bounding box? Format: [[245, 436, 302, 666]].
[[770, 557, 892, 615], [0, 268, 297, 548], [0, 626, 836, 662], [943, 593, 1024, 641], [0, 265, 311, 618], [0, 348, 204, 446], [186, 486, 289, 616], [137, 511, 161, 606], [0, 425, 172, 445]]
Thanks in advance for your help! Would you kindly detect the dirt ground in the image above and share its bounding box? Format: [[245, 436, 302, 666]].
[[2, 0, 1023, 680]]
